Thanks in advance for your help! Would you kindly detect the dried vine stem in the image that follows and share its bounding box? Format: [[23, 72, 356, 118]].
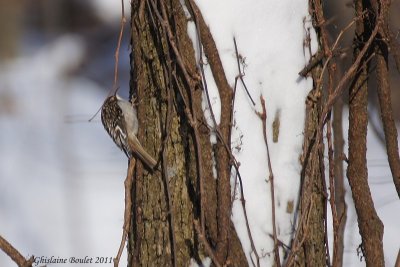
[[0, 235, 34, 267], [256, 96, 281, 267], [88, 0, 127, 123], [230, 39, 260, 266], [316, 11, 367, 88], [146, 1, 239, 265], [183, 0, 218, 236], [112, 2, 131, 267], [185, 5, 259, 262], [186, 1, 233, 262], [312, 2, 336, 265], [148, 0, 207, 238], [305, 3, 382, 266], [185, 2, 260, 265], [114, 158, 135, 267], [113, 0, 126, 89], [311, 0, 344, 265], [285, 199, 314, 267], [145, 7, 209, 266], [145, 2, 178, 266]]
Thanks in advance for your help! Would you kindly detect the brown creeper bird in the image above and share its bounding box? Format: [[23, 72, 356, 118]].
[[101, 95, 157, 169]]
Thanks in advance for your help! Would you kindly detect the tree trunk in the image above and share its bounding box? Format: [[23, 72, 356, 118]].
[[128, 1, 248, 266]]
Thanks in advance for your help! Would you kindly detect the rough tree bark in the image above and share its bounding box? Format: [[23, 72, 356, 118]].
[[373, 0, 400, 199], [295, 60, 327, 267], [127, 0, 247, 266], [346, 0, 384, 266], [288, 1, 329, 266]]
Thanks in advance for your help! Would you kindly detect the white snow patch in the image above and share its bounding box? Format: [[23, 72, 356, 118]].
[[193, 0, 316, 265]]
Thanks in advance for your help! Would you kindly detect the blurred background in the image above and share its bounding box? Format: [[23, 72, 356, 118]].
[[0, 1, 399, 266], [0, 0, 131, 266]]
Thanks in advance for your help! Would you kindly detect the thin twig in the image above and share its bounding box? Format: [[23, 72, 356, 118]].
[[236, 171, 260, 267], [113, 0, 127, 90], [233, 38, 256, 106], [88, 0, 126, 122], [285, 199, 314, 267], [114, 158, 135, 267], [299, 11, 365, 78], [316, 12, 366, 89], [230, 78, 239, 206], [113, 3, 130, 266], [256, 96, 281, 267], [299, 50, 324, 77], [319, 18, 380, 130]]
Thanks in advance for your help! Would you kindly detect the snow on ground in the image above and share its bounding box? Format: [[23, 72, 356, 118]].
[[0, 1, 398, 267], [194, 0, 317, 265], [194, 0, 399, 266]]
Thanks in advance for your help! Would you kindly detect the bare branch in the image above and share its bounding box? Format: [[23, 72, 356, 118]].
[[114, 158, 135, 267], [346, 1, 384, 265], [113, 0, 127, 90], [256, 96, 281, 267], [374, 0, 400, 199], [233, 38, 256, 106], [0, 235, 34, 267], [187, 0, 233, 262]]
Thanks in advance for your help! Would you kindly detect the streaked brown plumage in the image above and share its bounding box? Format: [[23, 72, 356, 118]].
[[101, 95, 157, 169]]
